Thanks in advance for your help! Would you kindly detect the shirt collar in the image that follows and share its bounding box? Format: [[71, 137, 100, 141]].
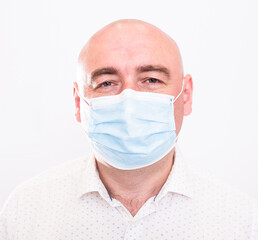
[[77, 152, 111, 201], [156, 147, 195, 200], [77, 147, 195, 200]]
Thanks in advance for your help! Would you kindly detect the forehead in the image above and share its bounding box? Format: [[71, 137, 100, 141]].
[[80, 23, 182, 77]]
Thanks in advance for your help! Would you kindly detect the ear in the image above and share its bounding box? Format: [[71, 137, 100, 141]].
[[73, 82, 81, 122], [183, 74, 193, 116]]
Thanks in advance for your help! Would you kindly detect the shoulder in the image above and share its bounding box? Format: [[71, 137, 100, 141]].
[[189, 162, 256, 206], [188, 160, 257, 229], [176, 149, 257, 208], [0, 155, 91, 214], [0, 155, 92, 239], [182, 158, 258, 238]]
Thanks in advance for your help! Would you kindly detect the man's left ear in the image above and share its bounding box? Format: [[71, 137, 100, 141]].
[[183, 74, 193, 116], [73, 82, 81, 122]]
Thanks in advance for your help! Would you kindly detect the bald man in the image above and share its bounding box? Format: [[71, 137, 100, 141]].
[[1, 19, 257, 239]]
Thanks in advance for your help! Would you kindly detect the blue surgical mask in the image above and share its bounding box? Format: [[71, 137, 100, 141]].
[[78, 84, 183, 170]]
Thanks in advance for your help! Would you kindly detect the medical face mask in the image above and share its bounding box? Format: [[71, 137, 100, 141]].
[[78, 84, 183, 170]]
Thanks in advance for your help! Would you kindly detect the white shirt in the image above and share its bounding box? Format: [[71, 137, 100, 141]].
[[1, 150, 258, 240]]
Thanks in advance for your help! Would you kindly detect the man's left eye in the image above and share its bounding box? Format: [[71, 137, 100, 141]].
[[146, 78, 159, 83]]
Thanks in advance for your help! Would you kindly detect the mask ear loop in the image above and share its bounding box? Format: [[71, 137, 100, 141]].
[[172, 79, 185, 144], [75, 87, 90, 105], [173, 79, 185, 103]]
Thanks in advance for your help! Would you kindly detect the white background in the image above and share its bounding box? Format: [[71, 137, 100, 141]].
[[0, 0, 257, 208]]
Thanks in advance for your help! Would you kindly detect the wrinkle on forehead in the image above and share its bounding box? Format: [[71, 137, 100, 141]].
[[77, 19, 184, 87]]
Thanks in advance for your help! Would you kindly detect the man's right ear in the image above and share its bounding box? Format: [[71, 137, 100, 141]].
[[73, 82, 81, 123]]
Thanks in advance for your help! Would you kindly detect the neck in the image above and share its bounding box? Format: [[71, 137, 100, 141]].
[[96, 149, 175, 216]]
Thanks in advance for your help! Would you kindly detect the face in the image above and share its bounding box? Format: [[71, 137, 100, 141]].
[[74, 21, 193, 135]]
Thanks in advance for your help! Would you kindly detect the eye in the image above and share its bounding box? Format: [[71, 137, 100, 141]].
[[93, 80, 120, 93], [145, 78, 160, 84], [100, 81, 113, 87]]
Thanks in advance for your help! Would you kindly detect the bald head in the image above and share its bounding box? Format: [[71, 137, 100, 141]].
[[74, 19, 193, 135], [77, 19, 184, 92]]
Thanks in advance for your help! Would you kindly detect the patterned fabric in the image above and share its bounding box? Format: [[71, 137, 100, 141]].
[[1, 149, 257, 239]]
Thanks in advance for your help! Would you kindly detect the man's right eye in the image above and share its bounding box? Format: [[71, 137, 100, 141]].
[[93, 80, 119, 92], [100, 81, 112, 87]]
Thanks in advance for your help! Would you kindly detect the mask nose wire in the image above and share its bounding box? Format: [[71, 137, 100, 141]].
[[75, 87, 90, 105], [173, 79, 185, 103]]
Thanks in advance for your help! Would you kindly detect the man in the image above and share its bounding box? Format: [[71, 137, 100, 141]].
[[1, 19, 257, 239]]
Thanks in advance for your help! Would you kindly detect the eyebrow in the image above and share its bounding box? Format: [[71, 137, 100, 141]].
[[90, 64, 170, 82], [137, 65, 170, 78], [91, 67, 118, 81]]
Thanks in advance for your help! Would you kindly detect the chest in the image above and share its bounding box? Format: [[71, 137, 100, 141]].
[[11, 193, 249, 240]]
